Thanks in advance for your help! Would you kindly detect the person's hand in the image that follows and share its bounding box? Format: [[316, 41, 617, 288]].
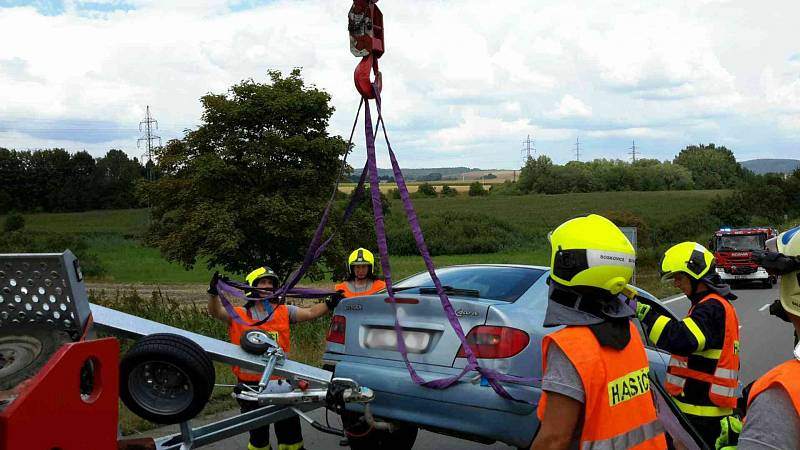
[[208, 272, 228, 295], [635, 302, 651, 322], [326, 290, 346, 311], [755, 251, 800, 275]]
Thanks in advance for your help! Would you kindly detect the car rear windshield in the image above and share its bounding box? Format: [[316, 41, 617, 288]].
[[392, 266, 545, 302]]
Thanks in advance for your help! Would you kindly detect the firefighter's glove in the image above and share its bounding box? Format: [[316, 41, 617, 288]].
[[737, 381, 755, 416], [715, 415, 742, 450], [754, 251, 800, 275], [207, 271, 229, 296], [326, 290, 346, 311], [635, 302, 651, 322]]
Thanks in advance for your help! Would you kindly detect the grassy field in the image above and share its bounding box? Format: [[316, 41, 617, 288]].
[[3, 190, 726, 287]]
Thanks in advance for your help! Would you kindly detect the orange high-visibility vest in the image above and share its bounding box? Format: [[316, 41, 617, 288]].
[[335, 279, 386, 298], [227, 305, 291, 382], [537, 322, 667, 450], [664, 293, 740, 410], [747, 359, 800, 416]]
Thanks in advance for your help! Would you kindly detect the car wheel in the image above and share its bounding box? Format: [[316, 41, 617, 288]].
[[119, 333, 215, 424], [343, 411, 419, 450], [0, 324, 72, 390], [763, 279, 773, 289]]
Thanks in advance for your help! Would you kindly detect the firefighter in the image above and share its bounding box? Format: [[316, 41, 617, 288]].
[[636, 242, 740, 447], [207, 266, 344, 450], [532, 214, 666, 450], [715, 226, 800, 450], [334, 248, 386, 298]]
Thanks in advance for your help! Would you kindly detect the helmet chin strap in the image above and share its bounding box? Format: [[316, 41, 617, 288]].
[[689, 277, 700, 297]]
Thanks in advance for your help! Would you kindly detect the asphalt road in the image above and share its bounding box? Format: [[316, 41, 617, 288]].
[[661, 283, 794, 384], [146, 285, 792, 450]]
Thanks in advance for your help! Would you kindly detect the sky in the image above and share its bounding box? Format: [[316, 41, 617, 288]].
[[1, 0, 799, 168]]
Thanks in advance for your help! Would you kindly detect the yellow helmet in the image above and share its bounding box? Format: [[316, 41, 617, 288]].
[[659, 242, 714, 281], [548, 214, 636, 295], [246, 266, 280, 287], [348, 248, 375, 274], [776, 226, 800, 317]]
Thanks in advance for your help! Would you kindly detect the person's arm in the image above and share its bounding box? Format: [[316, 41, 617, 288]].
[[206, 272, 231, 325], [294, 303, 331, 322], [531, 392, 582, 450], [738, 386, 800, 450], [293, 291, 345, 322], [639, 300, 723, 356]]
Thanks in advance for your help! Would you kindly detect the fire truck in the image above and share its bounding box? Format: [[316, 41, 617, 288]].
[[709, 227, 778, 288]]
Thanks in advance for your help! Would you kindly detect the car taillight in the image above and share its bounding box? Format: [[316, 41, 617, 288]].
[[456, 326, 529, 359], [327, 315, 346, 345]]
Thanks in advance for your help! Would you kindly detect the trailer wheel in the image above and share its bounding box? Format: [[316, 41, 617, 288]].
[[240, 329, 278, 355], [120, 333, 215, 424], [0, 324, 72, 390]]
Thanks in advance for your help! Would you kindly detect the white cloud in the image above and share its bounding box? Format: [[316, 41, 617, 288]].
[[0, 0, 798, 166], [549, 95, 592, 119]]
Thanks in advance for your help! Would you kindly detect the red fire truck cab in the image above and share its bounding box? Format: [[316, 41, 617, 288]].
[[709, 227, 778, 288]]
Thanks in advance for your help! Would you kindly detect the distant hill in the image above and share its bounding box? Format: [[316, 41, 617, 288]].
[[741, 158, 800, 175], [375, 167, 474, 180], [359, 167, 513, 182]]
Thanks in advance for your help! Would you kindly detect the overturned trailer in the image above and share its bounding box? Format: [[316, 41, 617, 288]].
[[0, 251, 375, 450]]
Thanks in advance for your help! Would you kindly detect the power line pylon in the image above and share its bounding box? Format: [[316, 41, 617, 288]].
[[137, 105, 161, 182], [629, 140, 638, 163], [521, 134, 535, 165], [574, 137, 581, 162]]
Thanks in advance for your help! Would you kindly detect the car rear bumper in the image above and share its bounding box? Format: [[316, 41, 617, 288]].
[[328, 356, 540, 448]]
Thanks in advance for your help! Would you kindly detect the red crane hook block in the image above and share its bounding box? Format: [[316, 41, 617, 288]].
[[349, 0, 384, 98]]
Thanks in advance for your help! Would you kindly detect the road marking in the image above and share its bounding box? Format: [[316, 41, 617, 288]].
[[662, 294, 687, 305], [759, 303, 771, 312]]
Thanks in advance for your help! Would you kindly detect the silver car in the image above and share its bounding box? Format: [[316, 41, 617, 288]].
[[323, 264, 674, 449]]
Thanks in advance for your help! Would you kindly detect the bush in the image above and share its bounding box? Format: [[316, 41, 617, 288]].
[[468, 181, 488, 197], [598, 210, 652, 248], [388, 188, 401, 199], [3, 212, 25, 232], [440, 185, 458, 197], [386, 211, 524, 255], [416, 183, 437, 197], [490, 180, 522, 196]]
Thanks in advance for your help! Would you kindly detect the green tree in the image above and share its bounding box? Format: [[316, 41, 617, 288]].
[[416, 182, 437, 197], [140, 69, 370, 278], [673, 143, 747, 189], [517, 155, 554, 193], [468, 181, 488, 197]]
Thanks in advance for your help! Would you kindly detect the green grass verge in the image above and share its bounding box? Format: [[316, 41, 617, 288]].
[[88, 234, 218, 283]]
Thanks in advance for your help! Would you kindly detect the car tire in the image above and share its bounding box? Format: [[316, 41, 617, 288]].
[[0, 324, 72, 390], [342, 411, 419, 450], [119, 333, 215, 424], [762, 279, 772, 289]]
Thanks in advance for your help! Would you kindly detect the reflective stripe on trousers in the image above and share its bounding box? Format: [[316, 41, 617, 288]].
[[278, 443, 304, 450], [671, 396, 733, 417], [581, 419, 663, 450]]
